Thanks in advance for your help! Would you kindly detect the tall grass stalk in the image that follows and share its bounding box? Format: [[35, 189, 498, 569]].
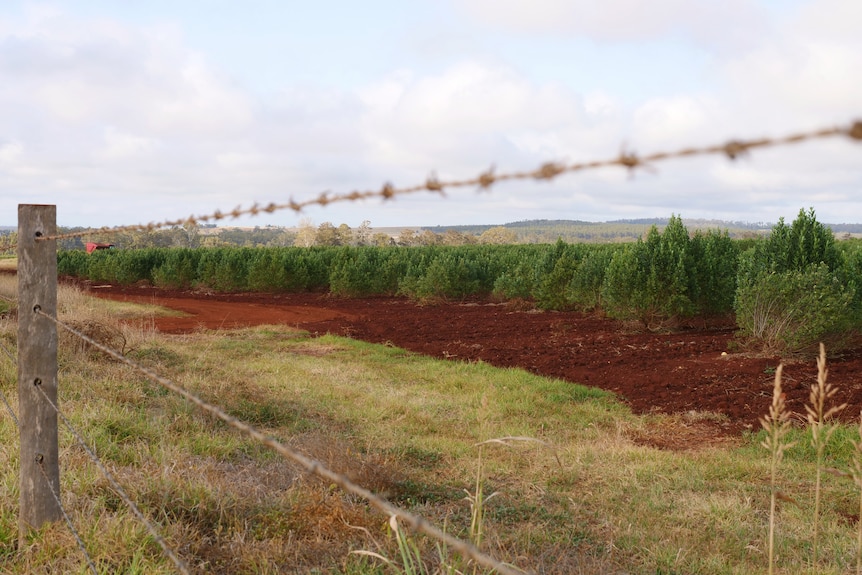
[[760, 365, 795, 575], [390, 515, 428, 575], [805, 343, 847, 569], [850, 413, 862, 575]]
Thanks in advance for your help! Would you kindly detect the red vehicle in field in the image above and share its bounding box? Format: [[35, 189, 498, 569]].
[[85, 242, 114, 254]]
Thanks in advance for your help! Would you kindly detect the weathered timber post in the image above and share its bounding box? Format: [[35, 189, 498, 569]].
[[17, 204, 60, 544]]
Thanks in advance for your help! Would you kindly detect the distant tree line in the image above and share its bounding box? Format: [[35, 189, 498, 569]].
[[7, 216, 862, 254]]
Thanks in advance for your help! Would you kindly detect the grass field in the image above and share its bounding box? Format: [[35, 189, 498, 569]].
[[0, 256, 15, 271], [1, 280, 861, 573]]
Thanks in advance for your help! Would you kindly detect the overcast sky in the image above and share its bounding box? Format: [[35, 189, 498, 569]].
[[0, 0, 860, 229]]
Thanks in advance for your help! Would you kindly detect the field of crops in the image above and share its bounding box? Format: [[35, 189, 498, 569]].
[[59, 212, 862, 356]]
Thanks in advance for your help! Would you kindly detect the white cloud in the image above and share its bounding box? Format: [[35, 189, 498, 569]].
[[97, 127, 157, 160], [716, 0, 862, 130], [0, 141, 23, 166], [457, 0, 767, 48], [0, 1, 858, 228], [631, 96, 714, 147], [356, 61, 624, 179]]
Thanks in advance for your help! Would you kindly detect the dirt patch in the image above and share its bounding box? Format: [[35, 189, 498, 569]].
[[627, 414, 743, 451], [65, 279, 862, 437]]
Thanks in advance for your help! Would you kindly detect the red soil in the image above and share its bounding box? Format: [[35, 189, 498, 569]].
[[71, 281, 862, 438]]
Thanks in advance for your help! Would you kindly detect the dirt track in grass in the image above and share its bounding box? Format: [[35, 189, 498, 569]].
[[63, 279, 862, 440]]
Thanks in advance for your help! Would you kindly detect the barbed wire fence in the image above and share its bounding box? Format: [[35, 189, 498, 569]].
[[0, 119, 855, 252], [7, 205, 524, 574], [2, 118, 860, 573]]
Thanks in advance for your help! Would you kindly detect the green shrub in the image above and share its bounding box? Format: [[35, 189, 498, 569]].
[[398, 253, 482, 301], [197, 248, 252, 291], [247, 249, 288, 292], [602, 216, 694, 327], [492, 260, 540, 300], [735, 262, 854, 355], [734, 208, 861, 354], [535, 241, 583, 310], [569, 245, 618, 312], [152, 249, 201, 289], [688, 230, 739, 316], [57, 250, 91, 277]]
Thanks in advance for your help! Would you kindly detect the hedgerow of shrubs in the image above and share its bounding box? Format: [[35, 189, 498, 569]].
[[55, 209, 862, 355]]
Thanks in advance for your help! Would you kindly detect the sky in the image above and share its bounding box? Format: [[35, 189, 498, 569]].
[[0, 0, 860, 230]]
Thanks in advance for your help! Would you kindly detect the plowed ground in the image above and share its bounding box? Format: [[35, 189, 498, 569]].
[[70, 280, 862, 439]]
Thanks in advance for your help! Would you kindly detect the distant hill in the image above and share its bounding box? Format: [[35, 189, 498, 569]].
[[419, 218, 778, 243], [5, 219, 862, 246], [416, 219, 862, 243]]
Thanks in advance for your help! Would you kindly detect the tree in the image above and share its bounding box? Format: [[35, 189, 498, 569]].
[[372, 232, 393, 247], [315, 222, 339, 246], [398, 229, 419, 246], [0, 231, 17, 253], [267, 230, 296, 247], [442, 230, 477, 246], [294, 218, 317, 247], [181, 221, 200, 248], [416, 230, 440, 246], [355, 220, 373, 246], [336, 223, 352, 246], [478, 226, 518, 245], [741, 207, 841, 281]]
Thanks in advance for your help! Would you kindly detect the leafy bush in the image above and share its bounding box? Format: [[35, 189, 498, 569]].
[[492, 261, 540, 301], [569, 245, 618, 312], [152, 249, 201, 289], [735, 262, 854, 354], [688, 230, 739, 316], [602, 216, 695, 327], [762, 207, 842, 273], [398, 253, 483, 301], [534, 240, 583, 310], [197, 248, 252, 291], [734, 208, 859, 355], [57, 250, 91, 277]]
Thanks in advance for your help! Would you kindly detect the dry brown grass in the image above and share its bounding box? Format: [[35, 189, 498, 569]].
[[7, 287, 862, 573]]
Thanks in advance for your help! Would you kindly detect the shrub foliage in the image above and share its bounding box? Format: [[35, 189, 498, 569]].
[[56, 209, 862, 355], [735, 208, 859, 354], [602, 215, 738, 327]]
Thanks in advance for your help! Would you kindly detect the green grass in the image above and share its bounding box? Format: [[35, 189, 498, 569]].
[[2, 292, 862, 573]]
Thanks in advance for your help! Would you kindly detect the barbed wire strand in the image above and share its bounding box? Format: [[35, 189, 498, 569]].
[[0, 386, 17, 427], [32, 379, 191, 575], [31, 119, 862, 246], [0, 382, 18, 425], [35, 459, 99, 575], [36, 308, 526, 575], [0, 386, 18, 427], [0, 338, 16, 363], [0, 340, 19, 427]]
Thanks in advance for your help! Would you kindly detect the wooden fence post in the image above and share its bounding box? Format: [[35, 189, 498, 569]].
[[17, 204, 60, 544]]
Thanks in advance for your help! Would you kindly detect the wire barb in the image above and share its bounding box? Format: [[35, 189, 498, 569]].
[[37, 308, 524, 575], [32, 377, 190, 575], [28, 117, 859, 246]]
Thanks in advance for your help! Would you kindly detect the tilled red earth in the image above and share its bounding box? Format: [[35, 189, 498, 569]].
[[72, 281, 862, 437]]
